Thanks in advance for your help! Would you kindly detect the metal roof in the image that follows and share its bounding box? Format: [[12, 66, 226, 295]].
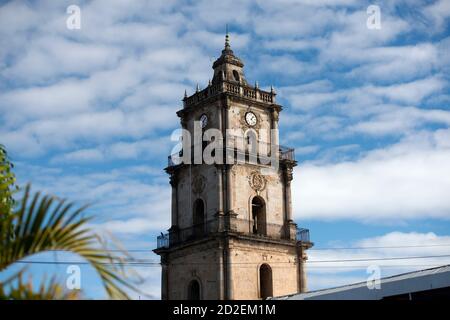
[[273, 264, 450, 300]]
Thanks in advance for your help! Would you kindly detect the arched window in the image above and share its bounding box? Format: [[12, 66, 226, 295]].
[[252, 196, 266, 236], [193, 199, 205, 238], [259, 264, 273, 299], [187, 280, 201, 300]]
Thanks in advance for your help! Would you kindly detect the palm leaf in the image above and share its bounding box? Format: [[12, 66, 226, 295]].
[[0, 184, 139, 299]]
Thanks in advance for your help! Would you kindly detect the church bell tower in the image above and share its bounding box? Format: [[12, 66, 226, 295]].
[[154, 33, 313, 300]]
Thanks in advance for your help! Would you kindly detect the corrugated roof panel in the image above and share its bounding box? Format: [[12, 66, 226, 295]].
[[272, 264, 450, 300]]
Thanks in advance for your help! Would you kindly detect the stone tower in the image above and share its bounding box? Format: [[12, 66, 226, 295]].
[[153, 33, 313, 300]]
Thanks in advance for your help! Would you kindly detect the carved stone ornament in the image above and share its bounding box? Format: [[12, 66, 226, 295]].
[[248, 171, 266, 192], [192, 175, 206, 194], [285, 167, 294, 182]]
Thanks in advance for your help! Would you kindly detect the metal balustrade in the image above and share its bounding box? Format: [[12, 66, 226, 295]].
[[156, 217, 310, 249], [167, 139, 295, 168], [296, 228, 310, 243]]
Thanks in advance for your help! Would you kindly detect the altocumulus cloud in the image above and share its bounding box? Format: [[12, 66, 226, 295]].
[[0, 0, 449, 298]]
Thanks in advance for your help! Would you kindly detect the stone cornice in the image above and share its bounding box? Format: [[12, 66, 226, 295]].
[[177, 91, 283, 119]]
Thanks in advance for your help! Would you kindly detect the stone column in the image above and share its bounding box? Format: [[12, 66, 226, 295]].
[[225, 239, 234, 299], [223, 101, 234, 216], [218, 243, 225, 300], [271, 109, 280, 151], [170, 174, 178, 227], [226, 165, 234, 215], [217, 165, 224, 216], [217, 103, 225, 219], [297, 245, 308, 293], [161, 254, 169, 300], [285, 168, 293, 222]]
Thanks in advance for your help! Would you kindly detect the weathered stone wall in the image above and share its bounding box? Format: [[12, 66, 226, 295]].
[[227, 101, 272, 145], [229, 238, 298, 299], [185, 101, 222, 137], [166, 240, 221, 300], [231, 165, 285, 228], [176, 164, 220, 229], [165, 237, 299, 300]]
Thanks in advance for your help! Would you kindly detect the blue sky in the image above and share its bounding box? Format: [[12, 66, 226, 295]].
[[1, 0, 450, 299]]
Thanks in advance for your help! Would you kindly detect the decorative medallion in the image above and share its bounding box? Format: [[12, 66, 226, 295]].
[[192, 175, 206, 194], [248, 171, 266, 192]]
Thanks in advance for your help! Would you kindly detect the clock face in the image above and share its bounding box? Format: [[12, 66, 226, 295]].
[[200, 114, 208, 128], [245, 112, 257, 126]]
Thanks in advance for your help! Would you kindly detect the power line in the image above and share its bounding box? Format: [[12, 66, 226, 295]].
[[309, 243, 450, 251], [12, 254, 450, 267], [43, 243, 450, 253], [307, 254, 450, 263]]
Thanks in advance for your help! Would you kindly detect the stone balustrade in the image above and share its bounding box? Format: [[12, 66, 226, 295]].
[[183, 81, 276, 108]]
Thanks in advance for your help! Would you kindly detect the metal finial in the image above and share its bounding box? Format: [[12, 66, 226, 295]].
[[196, 83, 200, 92], [255, 81, 259, 89], [225, 24, 230, 49], [184, 89, 187, 98]]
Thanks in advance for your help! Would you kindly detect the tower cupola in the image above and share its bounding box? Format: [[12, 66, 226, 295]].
[[211, 32, 247, 85]]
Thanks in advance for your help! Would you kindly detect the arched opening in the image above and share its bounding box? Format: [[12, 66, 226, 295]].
[[252, 196, 266, 236], [245, 129, 258, 156], [233, 70, 240, 82], [193, 198, 205, 238], [187, 279, 201, 300], [259, 264, 273, 299]]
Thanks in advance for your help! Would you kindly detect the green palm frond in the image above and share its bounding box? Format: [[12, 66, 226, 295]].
[[0, 270, 80, 300], [0, 185, 138, 299]]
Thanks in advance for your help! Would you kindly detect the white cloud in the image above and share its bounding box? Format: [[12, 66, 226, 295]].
[[54, 148, 105, 163], [346, 43, 440, 82], [2, 36, 122, 83], [294, 129, 450, 222], [424, 0, 450, 32], [50, 136, 172, 164], [282, 76, 446, 111], [14, 162, 171, 236], [350, 106, 450, 136], [366, 77, 445, 104], [307, 231, 450, 290], [295, 145, 320, 155], [100, 218, 162, 235]]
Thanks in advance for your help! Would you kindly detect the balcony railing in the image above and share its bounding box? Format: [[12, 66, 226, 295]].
[[280, 145, 295, 161], [167, 139, 295, 168], [183, 81, 276, 108], [157, 233, 170, 249], [296, 228, 310, 243], [156, 217, 306, 249]]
